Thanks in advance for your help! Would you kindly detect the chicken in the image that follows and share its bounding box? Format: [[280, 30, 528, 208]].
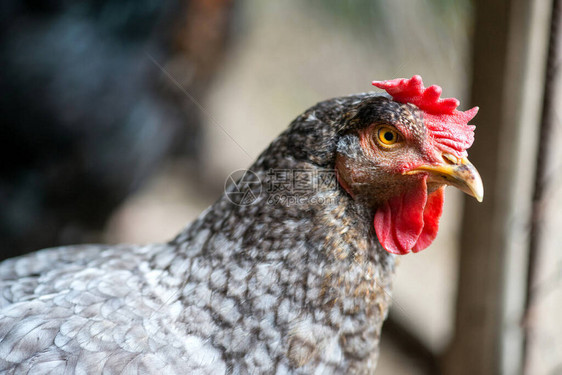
[[0, 76, 483, 374]]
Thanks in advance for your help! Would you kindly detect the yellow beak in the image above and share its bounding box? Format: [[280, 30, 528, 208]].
[[406, 155, 484, 202]]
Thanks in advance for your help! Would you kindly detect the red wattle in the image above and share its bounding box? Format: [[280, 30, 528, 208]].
[[412, 187, 444, 252], [374, 178, 427, 254], [373, 177, 445, 254]]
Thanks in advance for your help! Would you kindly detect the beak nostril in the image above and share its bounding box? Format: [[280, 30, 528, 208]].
[[443, 153, 459, 165]]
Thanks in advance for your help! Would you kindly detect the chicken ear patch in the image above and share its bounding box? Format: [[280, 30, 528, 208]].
[[374, 177, 444, 254]]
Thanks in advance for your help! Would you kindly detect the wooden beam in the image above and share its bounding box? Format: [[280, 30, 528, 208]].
[[524, 0, 562, 372], [443, 0, 552, 374]]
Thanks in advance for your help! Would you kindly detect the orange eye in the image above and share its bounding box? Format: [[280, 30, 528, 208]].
[[377, 126, 400, 146]]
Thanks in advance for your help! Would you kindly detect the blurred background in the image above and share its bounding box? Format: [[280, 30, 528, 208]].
[[1, 0, 560, 374]]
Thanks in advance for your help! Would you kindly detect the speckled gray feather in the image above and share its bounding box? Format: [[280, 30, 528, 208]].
[[0, 93, 429, 374]]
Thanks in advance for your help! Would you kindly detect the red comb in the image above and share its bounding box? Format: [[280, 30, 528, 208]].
[[372, 75, 478, 158]]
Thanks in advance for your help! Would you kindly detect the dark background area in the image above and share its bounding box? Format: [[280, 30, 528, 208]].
[[0, 0, 235, 257]]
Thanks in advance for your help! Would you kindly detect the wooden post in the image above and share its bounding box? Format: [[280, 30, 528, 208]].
[[524, 0, 562, 372], [444, 0, 552, 374]]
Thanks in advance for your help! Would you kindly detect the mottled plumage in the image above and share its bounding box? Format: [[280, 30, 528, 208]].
[[0, 80, 481, 374]]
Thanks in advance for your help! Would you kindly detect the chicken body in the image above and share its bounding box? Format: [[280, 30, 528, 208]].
[[0, 85, 480, 373]]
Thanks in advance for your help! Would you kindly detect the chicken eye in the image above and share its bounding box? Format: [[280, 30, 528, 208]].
[[377, 126, 400, 146]]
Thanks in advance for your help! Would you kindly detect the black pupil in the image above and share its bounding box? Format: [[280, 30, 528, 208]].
[[383, 131, 394, 142]]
